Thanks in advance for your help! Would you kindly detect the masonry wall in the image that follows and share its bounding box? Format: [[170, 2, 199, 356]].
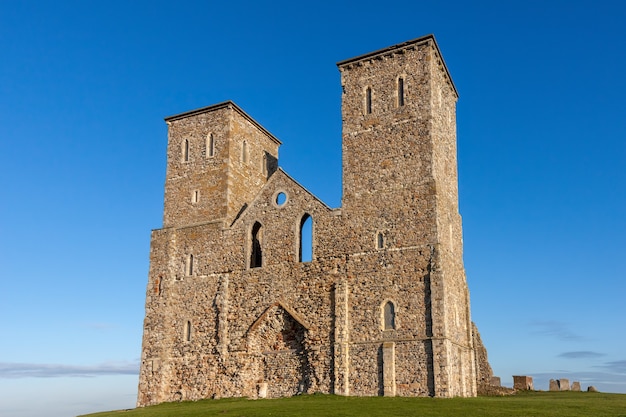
[[428, 43, 476, 397], [339, 42, 438, 252]]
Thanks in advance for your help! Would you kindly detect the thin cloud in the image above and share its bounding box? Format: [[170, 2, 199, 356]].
[[596, 360, 626, 374], [0, 361, 139, 378], [529, 320, 584, 341], [558, 351, 605, 359]]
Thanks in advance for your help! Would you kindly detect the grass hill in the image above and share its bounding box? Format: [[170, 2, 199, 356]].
[[79, 391, 626, 417]]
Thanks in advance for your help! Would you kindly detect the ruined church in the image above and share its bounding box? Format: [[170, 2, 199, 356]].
[[137, 34, 491, 406]]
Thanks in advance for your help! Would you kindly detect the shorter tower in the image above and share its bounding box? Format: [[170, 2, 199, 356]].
[[162, 101, 279, 228]]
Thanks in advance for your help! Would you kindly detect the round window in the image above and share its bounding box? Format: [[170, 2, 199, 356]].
[[275, 191, 287, 207]]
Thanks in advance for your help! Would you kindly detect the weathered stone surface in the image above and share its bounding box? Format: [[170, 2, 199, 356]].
[[473, 323, 493, 385], [571, 381, 581, 391], [587, 385, 598, 392], [513, 376, 534, 390], [549, 379, 559, 391], [137, 34, 486, 407], [558, 378, 570, 391], [490, 376, 501, 387]]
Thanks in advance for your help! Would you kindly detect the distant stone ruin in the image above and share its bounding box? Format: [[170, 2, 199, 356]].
[[549, 379, 559, 391], [513, 376, 534, 391], [549, 378, 584, 391]]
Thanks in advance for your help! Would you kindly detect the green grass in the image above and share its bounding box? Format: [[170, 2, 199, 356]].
[[80, 391, 626, 417]]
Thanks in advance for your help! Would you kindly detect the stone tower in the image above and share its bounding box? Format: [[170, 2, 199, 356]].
[[137, 34, 480, 406], [334, 36, 475, 397]]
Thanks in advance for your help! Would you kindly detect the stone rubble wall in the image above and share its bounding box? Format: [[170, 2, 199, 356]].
[[472, 322, 494, 385]]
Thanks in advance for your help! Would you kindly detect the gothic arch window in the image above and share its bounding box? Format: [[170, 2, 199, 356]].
[[376, 232, 384, 250], [365, 87, 373, 114], [397, 77, 405, 107], [182, 139, 189, 162], [186, 254, 194, 276], [184, 320, 192, 342], [207, 133, 215, 158], [383, 300, 396, 330], [242, 141, 249, 164], [250, 221, 263, 268], [299, 214, 313, 262]]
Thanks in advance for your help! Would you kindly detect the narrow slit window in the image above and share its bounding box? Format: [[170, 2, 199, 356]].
[[192, 190, 199, 203], [250, 222, 263, 268], [185, 321, 192, 342], [366, 87, 372, 114], [154, 276, 163, 296], [377, 232, 384, 249], [262, 153, 268, 177], [186, 254, 194, 276], [242, 141, 249, 164], [383, 301, 395, 330], [207, 133, 215, 158], [183, 139, 189, 162], [398, 77, 405, 107], [299, 214, 313, 262]]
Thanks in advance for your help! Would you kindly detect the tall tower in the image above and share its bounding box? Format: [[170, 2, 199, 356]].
[[337, 35, 476, 397]]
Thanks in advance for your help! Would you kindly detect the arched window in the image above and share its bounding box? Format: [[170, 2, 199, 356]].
[[154, 276, 162, 296], [365, 87, 372, 114], [299, 214, 313, 262], [377, 232, 384, 249], [242, 141, 249, 164], [182, 139, 189, 162], [207, 133, 215, 158], [186, 254, 194, 276], [185, 321, 192, 342], [262, 153, 268, 177], [398, 77, 405, 107], [250, 222, 263, 268], [383, 301, 395, 330]]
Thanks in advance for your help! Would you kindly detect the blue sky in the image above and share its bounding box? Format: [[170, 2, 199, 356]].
[[1, 1, 625, 416]]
